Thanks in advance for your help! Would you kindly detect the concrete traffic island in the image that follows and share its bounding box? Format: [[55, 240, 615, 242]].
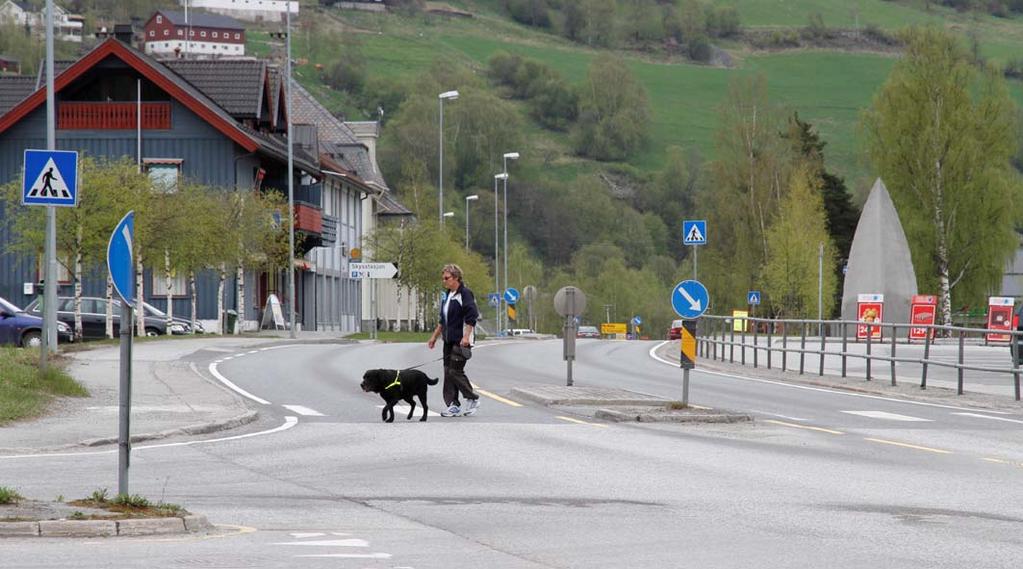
[[510, 384, 752, 424], [0, 498, 211, 538]]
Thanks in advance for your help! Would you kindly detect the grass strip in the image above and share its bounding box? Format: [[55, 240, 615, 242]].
[[0, 347, 87, 425]]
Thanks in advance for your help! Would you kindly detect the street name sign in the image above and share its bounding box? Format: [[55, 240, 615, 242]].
[[682, 219, 707, 246], [349, 262, 397, 279], [672, 280, 709, 320], [23, 149, 78, 207]]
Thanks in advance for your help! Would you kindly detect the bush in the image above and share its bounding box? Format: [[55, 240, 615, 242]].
[[862, 23, 899, 46], [0, 486, 22, 505], [326, 54, 367, 95], [706, 6, 740, 38], [504, 0, 551, 28], [1004, 58, 1023, 79], [529, 77, 579, 130], [687, 34, 713, 62], [487, 51, 524, 88]]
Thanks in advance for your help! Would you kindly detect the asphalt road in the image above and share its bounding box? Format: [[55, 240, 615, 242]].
[[3, 339, 1023, 568]]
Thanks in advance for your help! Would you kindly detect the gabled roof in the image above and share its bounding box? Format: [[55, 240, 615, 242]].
[[164, 58, 266, 119], [0, 38, 258, 152], [0, 75, 34, 115], [151, 10, 245, 30]]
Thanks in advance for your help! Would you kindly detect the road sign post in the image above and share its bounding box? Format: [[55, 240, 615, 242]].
[[672, 279, 710, 407], [554, 286, 587, 386], [680, 320, 698, 406], [108, 211, 135, 497]]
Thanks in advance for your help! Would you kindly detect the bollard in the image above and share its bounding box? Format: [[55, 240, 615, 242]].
[[753, 320, 759, 368], [865, 324, 872, 381], [921, 326, 931, 389], [799, 322, 806, 375], [890, 323, 897, 386], [730, 320, 735, 363], [782, 323, 788, 372], [741, 321, 746, 366], [766, 320, 772, 370], [841, 321, 848, 378], [818, 321, 826, 377], [957, 330, 965, 395]]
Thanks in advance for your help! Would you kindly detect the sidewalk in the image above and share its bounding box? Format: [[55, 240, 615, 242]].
[[0, 332, 352, 454]]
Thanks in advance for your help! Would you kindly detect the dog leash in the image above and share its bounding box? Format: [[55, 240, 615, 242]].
[[404, 356, 444, 371]]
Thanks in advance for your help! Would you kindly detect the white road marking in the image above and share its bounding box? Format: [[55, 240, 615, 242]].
[[209, 362, 271, 405], [648, 341, 1012, 414], [377, 404, 441, 417], [750, 410, 808, 421], [842, 411, 932, 422], [282, 405, 325, 416], [953, 412, 1023, 425], [274, 539, 369, 547], [290, 532, 326, 538], [0, 416, 299, 460], [295, 553, 392, 559]]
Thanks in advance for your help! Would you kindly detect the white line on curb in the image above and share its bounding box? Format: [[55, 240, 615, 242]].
[[209, 362, 271, 405]]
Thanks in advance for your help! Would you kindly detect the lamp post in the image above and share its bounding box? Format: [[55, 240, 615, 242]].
[[438, 90, 459, 224], [270, 6, 296, 338], [464, 194, 478, 250], [493, 173, 507, 334], [502, 152, 519, 329]]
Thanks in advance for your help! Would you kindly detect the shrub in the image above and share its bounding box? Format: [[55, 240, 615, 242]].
[[529, 77, 579, 130], [487, 51, 524, 88], [504, 0, 551, 28], [326, 54, 366, 95], [0, 486, 22, 505], [706, 6, 740, 38], [687, 34, 713, 62]]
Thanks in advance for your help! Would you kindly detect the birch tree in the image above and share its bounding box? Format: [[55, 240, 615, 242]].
[[864, 27, 1022, 325]]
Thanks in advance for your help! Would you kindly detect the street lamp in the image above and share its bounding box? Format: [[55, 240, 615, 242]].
[[443, 211, 455, 219], [465, 194, 479, 250], [493, 173, 508, 333], [270, 8, 296, 339], [438, 90, 459, 224], [502, 151, 519, 331]]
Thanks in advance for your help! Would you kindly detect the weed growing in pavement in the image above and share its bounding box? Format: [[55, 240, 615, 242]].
[[68, 511, 86, 520], [0, 486, 23, 504], [55, 494, 64, 502], [89, 488, 109, 503], [112, 494, 150, 508], [667, 401, 689, 410]]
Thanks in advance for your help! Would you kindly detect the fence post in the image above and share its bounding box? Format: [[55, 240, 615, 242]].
[[921, 326, 931, 389], [799, 321, 806, 375], [818, 320, 826, 377], [866, 324, 872, 381], [957, 330, 965, 395], [841, 321, 847, 378], [730, 319, 735, 363], [782, 322, 788, 372], [890, 323, 897, 387], [741, 318, 746, 366], [753, 319, 759, 368], [766, 320, 772, 370]]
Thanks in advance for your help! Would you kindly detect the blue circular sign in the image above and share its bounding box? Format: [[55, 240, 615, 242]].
[[504, 288, 520, 304], [671, 280, 709, 320], [632, 315, 642, 325]]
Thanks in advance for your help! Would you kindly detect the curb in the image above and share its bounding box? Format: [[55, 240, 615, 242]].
[[595, 408, 753, 424], [510, 388, 668, 407], [80, 410, 259, 448], [0, 514, 210, 538]]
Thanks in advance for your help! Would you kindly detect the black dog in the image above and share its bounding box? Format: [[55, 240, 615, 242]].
[[361, 368, 439, 422]]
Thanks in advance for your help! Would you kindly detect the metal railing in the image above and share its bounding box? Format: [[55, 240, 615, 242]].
[[695, 315, 1022, 401]]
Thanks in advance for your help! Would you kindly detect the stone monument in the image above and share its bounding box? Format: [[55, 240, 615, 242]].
[[841, 178, 918, 325]]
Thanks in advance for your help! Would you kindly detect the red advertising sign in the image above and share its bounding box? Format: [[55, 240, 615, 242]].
[[909, 295, 937, 341], [986, 297, 1014, 343], [856, 293, 884, 340]]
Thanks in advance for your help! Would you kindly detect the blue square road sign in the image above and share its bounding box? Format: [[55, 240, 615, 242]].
[[23, 149, 78, 207], [682, 220, 707, 246]]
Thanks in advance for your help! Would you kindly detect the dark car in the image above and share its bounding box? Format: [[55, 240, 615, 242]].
[[24, 296, 204, 340], [0, 296, 73, 347], [576, 325, 600, 339]]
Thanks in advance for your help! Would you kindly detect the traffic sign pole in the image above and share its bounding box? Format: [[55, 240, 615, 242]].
[[42, 0, 56, 367]]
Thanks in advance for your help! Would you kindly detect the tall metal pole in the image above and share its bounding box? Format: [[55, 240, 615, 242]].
[[42, 0, 56, 367], [286, 7, 296, 339], [465, 197, 470, 249], [502, 167, 509, 325], [493, 174, 502, 334], [692, 245, 698, 280], [118, 299, 132, 496], [438, 97, 444, 225], [818, 241, 824, 337]]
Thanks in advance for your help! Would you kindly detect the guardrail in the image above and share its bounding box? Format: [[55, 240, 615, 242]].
[[695, 315, 1022, 401]]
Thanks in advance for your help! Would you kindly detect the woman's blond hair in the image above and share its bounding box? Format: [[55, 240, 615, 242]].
[[442, 263, 463, 283]]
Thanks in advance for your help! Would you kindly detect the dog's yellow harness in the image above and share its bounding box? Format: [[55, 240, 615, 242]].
[[385, 370, 401, 391]]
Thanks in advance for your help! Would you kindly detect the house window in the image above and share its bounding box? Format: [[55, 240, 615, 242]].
[[152, 273, 189, 297], [143, 159, 183, 193], [212, 31, 218, 38], [190, 30, 194, 36], [163, 29, 169, 36], [177, 29, 182, 36], [149, 30, 155, 37], [235, 33, 240, 39], [157, 15, 162, 24], [200, 31, 206, 38]]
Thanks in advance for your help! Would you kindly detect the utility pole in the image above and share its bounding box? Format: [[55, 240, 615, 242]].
[[41, 0, 57, 368]]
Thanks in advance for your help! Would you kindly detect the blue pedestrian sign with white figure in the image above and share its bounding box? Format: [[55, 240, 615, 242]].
[[748, 291, 761, 306], [107, 211, 135, 307], [22, 149, 78, 207], [504, 288, 520, 305], [488, 293, 500, 308], [672, 280, 709, 320], [682, 220, 707, 246]]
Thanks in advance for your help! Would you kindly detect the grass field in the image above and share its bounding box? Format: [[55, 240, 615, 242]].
[[257, 1, 1023, 200], [0, 348, 86, 425]]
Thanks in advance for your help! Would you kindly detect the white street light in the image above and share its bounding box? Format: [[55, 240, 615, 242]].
[[502, 152, 519, 332], [465, 194, 479, 250], [443, 211, 455, 218], [493, 173, 508, 333], [438, 90, 459, 225]]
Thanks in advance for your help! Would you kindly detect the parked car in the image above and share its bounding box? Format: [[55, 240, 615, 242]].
[[0, 296, 72, 347], [23, 296, 204, 340], [508, 328, 536, 336], [576, 325, 600, 339], [667, 319, 684, 340]]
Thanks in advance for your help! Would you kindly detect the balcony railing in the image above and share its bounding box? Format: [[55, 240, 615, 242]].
[[295, 204, 322, 235], [58, 102, 172, 130]]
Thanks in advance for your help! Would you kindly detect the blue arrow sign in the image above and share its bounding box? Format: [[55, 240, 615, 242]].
[[682, 219, 707, 246], [748, 291, 761, 306], [22, 149, 78, 207], [632, 315, 642, 325], [107, 211, 135, 308], [504, 288, 520, 305], [671, 280, 709, 320]]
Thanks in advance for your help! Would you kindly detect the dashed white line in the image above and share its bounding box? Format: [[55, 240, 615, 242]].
[[295, 553, 392, 559], [953, 412, 1023, 425], [282, 405, 325, 416], [842, 410, 932, 422], [274, 539, 369, 547]]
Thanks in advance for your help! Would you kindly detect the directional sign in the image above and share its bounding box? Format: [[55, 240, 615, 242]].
[[747, 291, 761, 306], [107, 211, 135, 308], [671, 279, 709, 320], [504, 287, 520, 305], [23, 149, 78, 207], [682, 219, 707, 246], [349, 262, 397, 279]]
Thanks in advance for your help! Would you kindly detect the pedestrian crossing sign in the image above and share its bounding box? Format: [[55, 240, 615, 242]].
[[682, 220, 707, 246], [22, 149, 78, 207]]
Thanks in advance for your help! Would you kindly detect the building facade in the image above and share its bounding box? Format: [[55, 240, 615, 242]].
[[143, 10, 246, 59]]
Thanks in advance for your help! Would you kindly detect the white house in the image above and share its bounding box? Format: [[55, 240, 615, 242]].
[[0, 1, 83, 42], [177, 0, 297, 23]]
